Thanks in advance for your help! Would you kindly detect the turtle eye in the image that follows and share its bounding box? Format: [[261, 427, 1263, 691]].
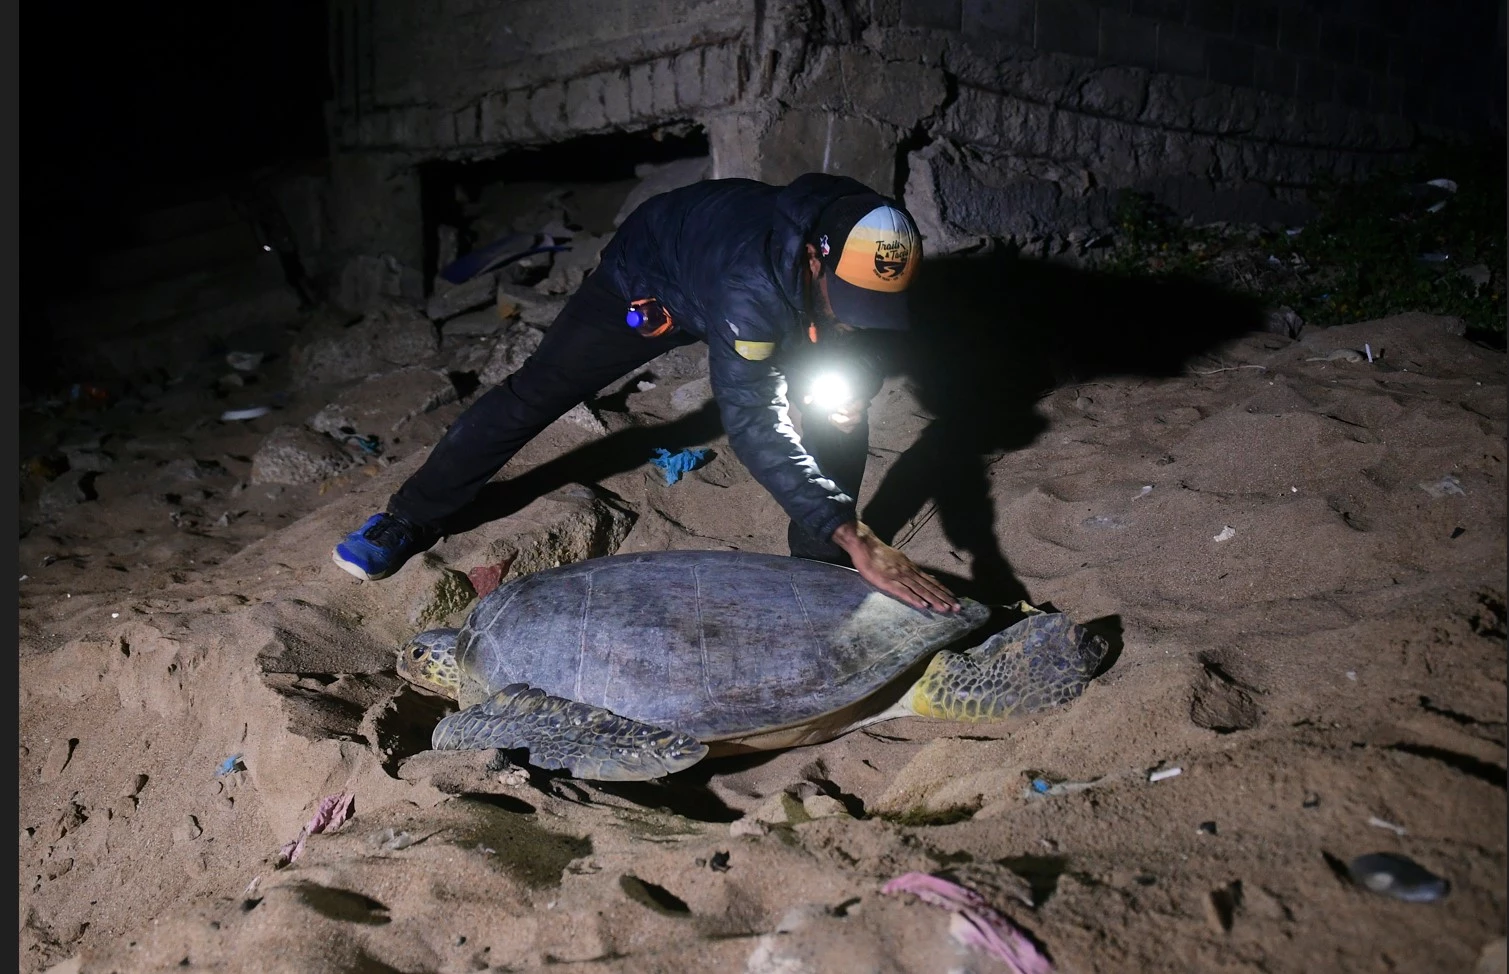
[[410, 646, 425, 660]]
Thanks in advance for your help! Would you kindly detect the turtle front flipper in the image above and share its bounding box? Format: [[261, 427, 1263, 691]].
[[908, 612, 1109, 721], [431, 684, 709, 782]]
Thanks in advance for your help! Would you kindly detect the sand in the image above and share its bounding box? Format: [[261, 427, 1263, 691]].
[[18, 309, 1507, 974]]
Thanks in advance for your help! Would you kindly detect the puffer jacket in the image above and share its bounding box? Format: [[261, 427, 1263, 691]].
[[593, 172, 890, 544]]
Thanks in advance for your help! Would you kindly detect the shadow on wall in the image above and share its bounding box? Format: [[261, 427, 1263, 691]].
[[452, 251, 1265, 607], [860, 251, 1268, 605]]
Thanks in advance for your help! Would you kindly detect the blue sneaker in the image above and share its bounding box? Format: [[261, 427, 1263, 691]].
[[332, 513, 434, 581]]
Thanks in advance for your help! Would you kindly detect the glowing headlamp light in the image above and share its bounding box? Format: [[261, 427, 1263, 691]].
[[807, 370, 853, 412]]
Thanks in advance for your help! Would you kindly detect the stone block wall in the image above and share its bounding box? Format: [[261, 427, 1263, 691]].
[[314, 0, 1503, 285]]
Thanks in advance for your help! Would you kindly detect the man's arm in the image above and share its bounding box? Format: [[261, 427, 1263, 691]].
[[707, 314, 959, 613]]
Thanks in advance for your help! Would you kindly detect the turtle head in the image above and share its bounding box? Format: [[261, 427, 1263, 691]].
[[397, 628, 462, 699]]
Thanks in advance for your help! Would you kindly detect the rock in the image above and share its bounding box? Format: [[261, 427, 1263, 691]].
[[439, 491, 635, 586], [903, 142, 991, 256], [614, 157, 712, 228], [383, 554, 478, 629], [497, 283, 568, 329], [478, 322, 546, 386], [39, 738, 77, 783], [336, 254, 424, 313], [443, 308, 510, 338], [670, 376, 714, 414], [801, 794, 850, 819], [752, 791, 809, 825], [426, 271, 499, 322], [1263, 305, 1305, 339], [1459, 263, 1492, 290], [291, 302, 440, 387], [645, 343, 709, 380], [35, 472, 99, 517], [730, 816, 769, 838], [172, 815, 203, 843], [536, 233, 608, 295], [249, 426, 359, 485], [558, 402, 608, 436], [59, 438, 114, 474], [306, 367, 459, 441]]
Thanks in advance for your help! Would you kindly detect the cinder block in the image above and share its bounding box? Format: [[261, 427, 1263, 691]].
[[1156, 22, 1207, 75], [1317, 17, 1357, 63], [901, 0, 962, 30], [629, 62, 655, 117], [430, 110, 458, 148], [962, 0, 1036, 45], [1186, 0, 1235, 34], [1131, 0, 1186, 21], [1099, 8, 1159, 69], [530, 85, 566, 136], [479, 91, 511, 141], [601, 69, 633, 123], [1251, 46, 1297, 94], [674, 49, 704, 107], [1038, 0, 1102, 57], [452, 105, 479, 145], [1206, 36, 1255, 87], [1295, 58, 1335, 102], [651, 57, 677, 115], [700, 43, 740, 107], [1277, 7, 1319, 55], [565, 74, 608, 131], [502, 89, 534, 137], [1233, 0, 1279, 46]]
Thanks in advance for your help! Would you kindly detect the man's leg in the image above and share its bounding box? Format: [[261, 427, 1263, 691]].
[[335, 273, 689, 579], [787, 410, 871, 565]]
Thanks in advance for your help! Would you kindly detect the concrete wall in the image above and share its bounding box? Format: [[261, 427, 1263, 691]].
[[314, 0, 1504, 285]]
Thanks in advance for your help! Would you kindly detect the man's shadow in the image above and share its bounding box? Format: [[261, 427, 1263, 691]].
[[860, 250, 1268, 605]]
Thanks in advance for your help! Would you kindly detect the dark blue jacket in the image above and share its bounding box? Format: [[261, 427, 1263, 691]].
[[594, 173, 882, 544]]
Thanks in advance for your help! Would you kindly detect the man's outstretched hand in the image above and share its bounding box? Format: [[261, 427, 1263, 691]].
[[830, 521, 961, 613]]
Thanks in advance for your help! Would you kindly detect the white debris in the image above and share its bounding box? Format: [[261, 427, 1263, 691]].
[[1149, 767, 1182, 783], [1368, 815, 1408, 836], [1213, 526, 1236, 542]]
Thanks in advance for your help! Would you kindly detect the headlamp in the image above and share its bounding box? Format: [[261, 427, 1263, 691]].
[[807, 370, 853, 411]]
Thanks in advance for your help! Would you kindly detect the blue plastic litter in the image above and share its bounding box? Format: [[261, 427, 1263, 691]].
[[439, 232, 572, 285], [650, 447, 710, 485], [1031, 778, 1051, 794], [216, 754, 245, 777]]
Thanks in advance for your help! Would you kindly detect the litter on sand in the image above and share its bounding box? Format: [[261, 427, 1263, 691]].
[[650, 447, 710, 485], [220, 407, 271, 422], [1420, 475, 1467, 498], [882, 872, 1053, 974], [215, 754, 245, 777], [1368, 815, 1408, 836], [1149, 766, 1183, 783], [1213, 526, 1237, 542], [1348, 852, 1450, 903], [277, 792, 355, 866]]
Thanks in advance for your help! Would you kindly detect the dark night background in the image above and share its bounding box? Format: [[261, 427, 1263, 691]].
[[24, 3, 330, 376]]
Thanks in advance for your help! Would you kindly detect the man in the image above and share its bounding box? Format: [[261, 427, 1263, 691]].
[[332, 172, 959, 614]]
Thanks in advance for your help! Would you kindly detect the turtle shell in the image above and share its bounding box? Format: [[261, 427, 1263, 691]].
[[453, 550, 990, 741]]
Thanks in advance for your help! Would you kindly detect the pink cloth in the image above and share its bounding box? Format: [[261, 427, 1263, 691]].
[[882, 872, 1054, 974], [277, 792, 355, 866]]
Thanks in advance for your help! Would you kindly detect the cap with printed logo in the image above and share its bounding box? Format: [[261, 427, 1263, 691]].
[[813, 195, 923, 331]]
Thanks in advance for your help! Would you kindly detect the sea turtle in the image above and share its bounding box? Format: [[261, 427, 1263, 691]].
[[397, 549, 1109, 781]]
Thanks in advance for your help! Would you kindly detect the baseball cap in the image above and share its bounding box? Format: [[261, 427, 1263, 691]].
[[813, 194, 923, 330]]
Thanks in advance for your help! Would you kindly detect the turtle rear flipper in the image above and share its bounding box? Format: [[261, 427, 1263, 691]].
[[909, 612, 1109, 721], [431, 684, 709, 781]]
